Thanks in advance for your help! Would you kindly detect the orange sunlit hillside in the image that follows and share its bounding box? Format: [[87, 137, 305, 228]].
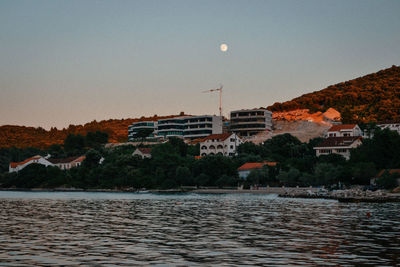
[[268, 65, 400, 123], [0, 114, 181, 149]]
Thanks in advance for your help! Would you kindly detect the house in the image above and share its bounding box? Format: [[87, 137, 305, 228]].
[[237, 162, 278, 179], [325, 124, 363, 138], [9, 155, 53, 173], [313, 136, 362, 160], [132, 147, 152, 159], [9, 155, 86, 172], [199, 133, 242, 157], [47, 156, 86, 170]]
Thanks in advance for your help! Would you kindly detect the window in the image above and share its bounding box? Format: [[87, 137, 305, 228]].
[[230, 145, 234, 149], [209, 145, 215, 149], [201, 146, 207, 150]]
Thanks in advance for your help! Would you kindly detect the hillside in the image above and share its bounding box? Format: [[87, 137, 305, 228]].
[[0, 114, 181, 149], [268, 65, 400, 123]]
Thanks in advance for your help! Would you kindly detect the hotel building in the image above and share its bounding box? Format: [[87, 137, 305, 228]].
[[128, 121, 157, 141], [230, 108, 273, 137]]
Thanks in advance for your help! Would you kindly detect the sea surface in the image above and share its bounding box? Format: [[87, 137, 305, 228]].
[[0, 191, 399, 266]]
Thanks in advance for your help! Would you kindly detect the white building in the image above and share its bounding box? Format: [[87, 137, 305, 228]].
[[199, 133, 242, 157], [47, 156, 86, 170], [183, 115, 223, 139], [9, 155, 85, 172], [156, 117, 187, 139], [314, 136, 362, 160], [325, 124, 363, 138], [132, 147, 152, 159], [156, 115, 223, 140], [9, 155, 53, 173], [230, 108, 272, 137], [377, 122, 400, 135]]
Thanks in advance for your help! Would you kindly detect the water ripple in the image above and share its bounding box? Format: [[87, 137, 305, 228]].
[[0, 193, 399, 266]]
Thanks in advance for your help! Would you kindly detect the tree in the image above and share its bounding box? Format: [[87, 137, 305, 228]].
[[83, 149, 102, 168], [175, 166, 192, 186], [376, 171, 399, 189], [64, 134, 85, 156]]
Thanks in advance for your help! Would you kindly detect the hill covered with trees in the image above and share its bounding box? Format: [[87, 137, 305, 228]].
[[0, 114, 182, 149], [268, 65, 400, 123]]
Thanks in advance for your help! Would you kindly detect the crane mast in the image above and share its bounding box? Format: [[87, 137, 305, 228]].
[[202, 85, 223, 117]]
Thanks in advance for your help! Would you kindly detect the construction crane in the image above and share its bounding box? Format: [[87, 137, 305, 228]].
[[202, 85, 223, 117]]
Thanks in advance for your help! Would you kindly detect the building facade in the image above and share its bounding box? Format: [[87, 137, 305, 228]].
[[230, 108, 272, 137], [199, 133, 242, 157], [9, 155, 85, 172], [314, 136, 362, 160], [156, 117, 187, 139], [128, 121, 157, 141], [325, 124, 363, 138], [183, 115, 223, 139]]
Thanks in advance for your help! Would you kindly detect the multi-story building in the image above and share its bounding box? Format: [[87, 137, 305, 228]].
[[199, 133, 242, 157], [156, 117, 187, 139], [230, 108, 272, 137], [183, 115, 222, 139], [128, 121, 157, 141], [325, 124, 363, 138], [313, 136, 362, 160]]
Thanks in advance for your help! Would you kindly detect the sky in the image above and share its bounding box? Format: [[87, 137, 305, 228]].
[[0, 0, 399, 129]]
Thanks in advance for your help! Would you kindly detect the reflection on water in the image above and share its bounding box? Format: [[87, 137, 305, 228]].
[[0, 192, 399, 266]]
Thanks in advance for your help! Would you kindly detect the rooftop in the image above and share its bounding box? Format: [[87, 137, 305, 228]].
[[314, 136, 362, 148], [328, 124, 358, 132], [10, 155, 42, 168], [201, 133, 234, 142], [238, 162, 278, 171]]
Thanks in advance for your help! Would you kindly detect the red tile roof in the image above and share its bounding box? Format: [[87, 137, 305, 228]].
[[10, 156, 42, 168], [238, 162, 278, 171], [138, 147, 152, 155], [47, 156, 83, 164], [314, 136, 362, 148], [201, 133, 234, 142], [328, 124, 358, 132]]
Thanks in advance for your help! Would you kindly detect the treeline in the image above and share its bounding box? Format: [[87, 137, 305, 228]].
[[0, 129, 399, 190], [0, 114, 183, 149], [268, 65, 400, 123]]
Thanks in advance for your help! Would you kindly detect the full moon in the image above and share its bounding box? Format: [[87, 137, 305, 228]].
[[220, 43, 228, 52]]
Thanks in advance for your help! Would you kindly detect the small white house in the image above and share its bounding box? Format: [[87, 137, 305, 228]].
[[9, 155, 53, 173], [47, 156, 86, 170], [325, 124, 363, 138], [132, 147, 152, 159], [237, 162, 278, 179], [199, 133, 242, 157], [314, 136, 362, 160]]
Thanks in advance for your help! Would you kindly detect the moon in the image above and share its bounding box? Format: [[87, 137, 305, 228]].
[[220, 43, 228, 52]]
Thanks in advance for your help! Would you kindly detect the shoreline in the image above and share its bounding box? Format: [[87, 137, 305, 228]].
[[1, 188, 400, 202]]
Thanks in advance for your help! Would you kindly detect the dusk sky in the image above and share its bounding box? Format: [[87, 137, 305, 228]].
[[1, 0, 399, 129]]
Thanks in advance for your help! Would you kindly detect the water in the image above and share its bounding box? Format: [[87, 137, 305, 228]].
[[0, 192, 399, 266]]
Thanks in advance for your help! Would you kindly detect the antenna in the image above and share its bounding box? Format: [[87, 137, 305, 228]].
[[202, 85, 223, 117]]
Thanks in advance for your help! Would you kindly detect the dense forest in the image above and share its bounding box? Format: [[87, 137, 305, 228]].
[[268, 65, 400, 123], [0, 114, 183, 149], [1, 128, 399, 190]]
